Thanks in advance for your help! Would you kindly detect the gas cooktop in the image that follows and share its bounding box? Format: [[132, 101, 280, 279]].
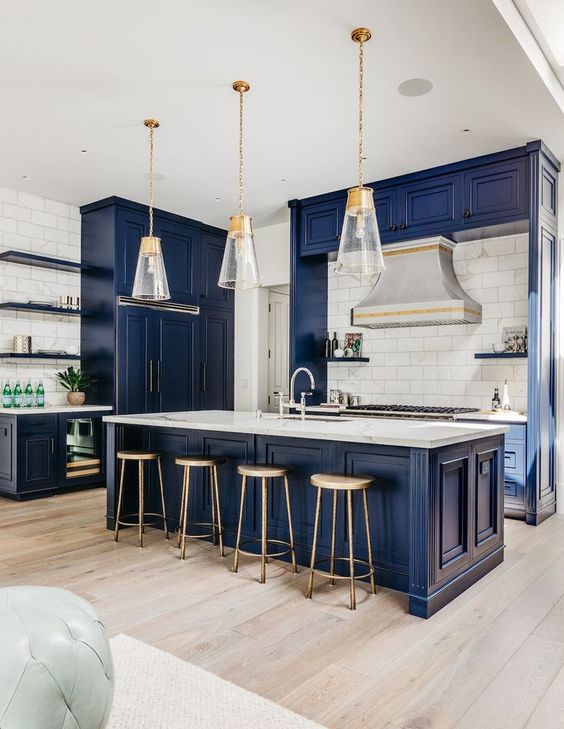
[[343, 404, 480, 420]]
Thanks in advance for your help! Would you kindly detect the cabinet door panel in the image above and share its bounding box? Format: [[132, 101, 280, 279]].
[[474, 447, 501, 559], [200, 231, 233, 308], [117, 306, 154, 414], [373, 187, 399, 242], [464, 159, 528, 225], [155, 310, 198, 412], [18, 418, 58, 492], [115, 208, 148, 295], [299, 199, 344, 256], [400, 176, 459, 233], [200, 308, 234, 410], [154, 218, 198, 303]]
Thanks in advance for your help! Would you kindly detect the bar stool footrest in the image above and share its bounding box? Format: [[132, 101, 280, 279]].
[[237, 538, 293, 559], [115, 513, 166, 528], [311, 556, 374, 581], [176, 521, 222, 541]]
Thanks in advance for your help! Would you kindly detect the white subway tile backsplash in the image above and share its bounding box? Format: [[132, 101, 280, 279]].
[[0, 188, 81, 405], [327, 233, 529, 412]]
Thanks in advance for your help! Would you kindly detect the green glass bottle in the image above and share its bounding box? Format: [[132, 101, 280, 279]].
[[36, 380, 45, 408], [13, 380, 22, 408], [24, 380, 33, 408], [2, 381, 12, 408]]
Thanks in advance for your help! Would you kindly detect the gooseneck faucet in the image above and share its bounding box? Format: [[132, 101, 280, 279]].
[[289, 367, 316, 420]]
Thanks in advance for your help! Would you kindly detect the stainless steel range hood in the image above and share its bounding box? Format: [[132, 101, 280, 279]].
[[351, 236, 481, 328]]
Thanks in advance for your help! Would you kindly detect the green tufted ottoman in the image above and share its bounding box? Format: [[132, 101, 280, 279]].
[[0, 586, 114, 729]]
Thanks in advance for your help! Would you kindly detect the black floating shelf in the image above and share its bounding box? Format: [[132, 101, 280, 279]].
[[0, 353, 80, 361], [321, 357, 370, 363], [0, 303, 86, 316], [474, 352, 527, 359], [0, 250, 85, 273]]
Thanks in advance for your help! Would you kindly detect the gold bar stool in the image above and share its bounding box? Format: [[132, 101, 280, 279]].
[[306, 473, 376, 610], [175, 456, 225, 560], [114, 451, 169, 548], [233, 464, 297, 583]]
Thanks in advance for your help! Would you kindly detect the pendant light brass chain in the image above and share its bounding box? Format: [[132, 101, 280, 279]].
[[358, 37, 364, 189], [148, 124, 155, 237], [238, 89, 244, 216]]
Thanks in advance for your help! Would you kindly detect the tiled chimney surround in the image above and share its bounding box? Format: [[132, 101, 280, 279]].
[[327, 233, 529, 413], [0, 187, 81, 405]]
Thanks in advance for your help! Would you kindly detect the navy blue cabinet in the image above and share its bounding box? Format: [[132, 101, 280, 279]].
[[299, 198, 345, 256], [199, 307, 234, 410], [398, 174, 461, 235], [18, 416, 58, 493], [81, 197, 234, 415], [463, 159, 528, 226], [373, 186, 399, 242]]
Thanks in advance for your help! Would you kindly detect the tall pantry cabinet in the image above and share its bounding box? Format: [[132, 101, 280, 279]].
[[80, 196, 234, 414]]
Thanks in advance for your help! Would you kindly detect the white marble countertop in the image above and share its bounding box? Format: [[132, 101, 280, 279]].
[[456, 411, 527, 424], [103, 410, 509, 449], [1, 405, 113, 416]]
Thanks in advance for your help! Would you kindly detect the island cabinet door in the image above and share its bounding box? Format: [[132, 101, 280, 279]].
[[331, 442, 411, 593], [255, 436, 332, 558], [472, 442, 503, 562], [431, 445, 473, 585]]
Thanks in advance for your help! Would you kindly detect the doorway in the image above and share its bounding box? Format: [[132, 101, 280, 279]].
[[267, 286, 289, 412]]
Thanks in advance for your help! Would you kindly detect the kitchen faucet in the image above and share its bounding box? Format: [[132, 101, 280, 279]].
[[290, 367, 316, 420]]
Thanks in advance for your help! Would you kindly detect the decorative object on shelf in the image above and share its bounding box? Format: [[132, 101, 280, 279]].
[[329, 389, 342, 404], [502, 326, 527, 353], [218, 81, 260, 290], [333, 348, 345, 358], [132, 119, 170, 301], [12, 335, 31, 353], [501, 379, 512, 411], [491, 343, 505, 354], [335, 28, 385, 277], [344, 332, 363, 357], [491, 387, 501, 411], [56, 366, 96, 407], [58, 295, 80, 310]]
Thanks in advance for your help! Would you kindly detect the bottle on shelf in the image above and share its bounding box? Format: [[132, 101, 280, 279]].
[[36, 380, 45, 408], [24, 380, 34, 408], [2, 381, 12, 408], [331, 332, 339, 357], [501, 379, 511, 411], [491, 387, 501, 411], [324, 332, 331, 359], [13, 380, 22, 408]]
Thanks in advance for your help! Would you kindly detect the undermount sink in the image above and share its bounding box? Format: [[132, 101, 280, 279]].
[[282, 415, 353, 423]]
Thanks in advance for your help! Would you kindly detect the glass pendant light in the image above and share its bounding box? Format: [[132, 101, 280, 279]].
[[335, 28, 385, 277], [218, 81, 261, 290], [132, 119, 171, 300]]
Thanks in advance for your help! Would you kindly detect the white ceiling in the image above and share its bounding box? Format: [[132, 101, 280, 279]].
[[1, 0, 564, 228], [513, 0, 564, 72]]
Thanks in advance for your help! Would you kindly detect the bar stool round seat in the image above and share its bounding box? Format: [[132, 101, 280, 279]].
[[307, 472, 376, 610], [237, 464, 290, 478], [175, 455, 225, 560], [117, 450, 161, 461], [114, 451, 168, 548], [233, 464, 297, 583]]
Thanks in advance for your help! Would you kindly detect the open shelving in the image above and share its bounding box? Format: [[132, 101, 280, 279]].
[[474, 352, 527, 360], [0, 353, 80, 361], [0, 303, 85, 317], [0, 250, 85, 273]]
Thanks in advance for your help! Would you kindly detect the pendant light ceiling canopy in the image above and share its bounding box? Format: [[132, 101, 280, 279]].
[[335, 28, 385, 277], [218, 81, 261, 291], [131, 118, 171, 301]]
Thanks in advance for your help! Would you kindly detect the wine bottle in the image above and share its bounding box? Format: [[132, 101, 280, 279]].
[[324, 332, 331, 358], [13, 380, 22, 408], [331, 332, 339, 357], [36, 380, 45, 408], [2, 381, 12, 408]]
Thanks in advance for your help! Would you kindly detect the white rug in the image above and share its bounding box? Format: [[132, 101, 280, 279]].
[[107, 634, 326, 729]]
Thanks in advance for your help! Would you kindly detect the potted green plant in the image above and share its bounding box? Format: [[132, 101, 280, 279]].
[[55, 366, 96, 407]]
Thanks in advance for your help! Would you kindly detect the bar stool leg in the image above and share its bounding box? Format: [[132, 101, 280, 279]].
[[362, 488, 376, 595], [177, 466, 186, 548], [329, 490, 338, 586], [114, 459, 126, 542], [212, 465, 225, 558], [306, 487, 322, 599], [346, 490, 356, 610], [180, 466, 191, 560], [209, 466, 218, 547], [283, 475, 298, 574], [260, 477, 268, 584], [157, 458, 169, 540], [138, 461, 145, 549], [233, 475, 247, 573]]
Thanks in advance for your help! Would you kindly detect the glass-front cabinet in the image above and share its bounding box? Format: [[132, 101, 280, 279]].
[[58, 414, 105, 487]]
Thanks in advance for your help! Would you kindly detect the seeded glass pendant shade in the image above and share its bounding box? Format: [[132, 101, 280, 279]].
[[218, 81, 261, 290], [335, 28, 385, 277], [132, 119, 171, 301]]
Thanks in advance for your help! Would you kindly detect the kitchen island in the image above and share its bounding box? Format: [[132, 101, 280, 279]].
[[104, 410, 508, 618]]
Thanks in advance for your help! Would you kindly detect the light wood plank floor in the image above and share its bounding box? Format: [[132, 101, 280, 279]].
[[1, 488, 564, 729]]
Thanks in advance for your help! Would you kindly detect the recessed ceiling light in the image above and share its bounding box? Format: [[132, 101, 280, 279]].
[[280, 178, 287, 183], [214, 196, 221, 201], [462, 128, 472, 134], [20, 175, 30, 180], [79, 149, 88, 153], [398, 78, 433, 97]]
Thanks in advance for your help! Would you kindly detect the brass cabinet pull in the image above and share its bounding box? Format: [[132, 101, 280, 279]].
[[51, 437, 55, 454], [157, 360, 161, 393], [201, 363, 207, 392], [148, 360, 154, 393]]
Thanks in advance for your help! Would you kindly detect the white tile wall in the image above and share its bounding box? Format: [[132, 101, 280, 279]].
[[0, 187, 81, 405], [327, 233, 529, 413]]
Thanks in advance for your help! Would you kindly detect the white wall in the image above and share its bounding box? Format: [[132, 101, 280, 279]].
[[0, 187, 81, 405], [557, 172, 564, 512], [327, 233, 529, 412], [234, 219, 290, 411]]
